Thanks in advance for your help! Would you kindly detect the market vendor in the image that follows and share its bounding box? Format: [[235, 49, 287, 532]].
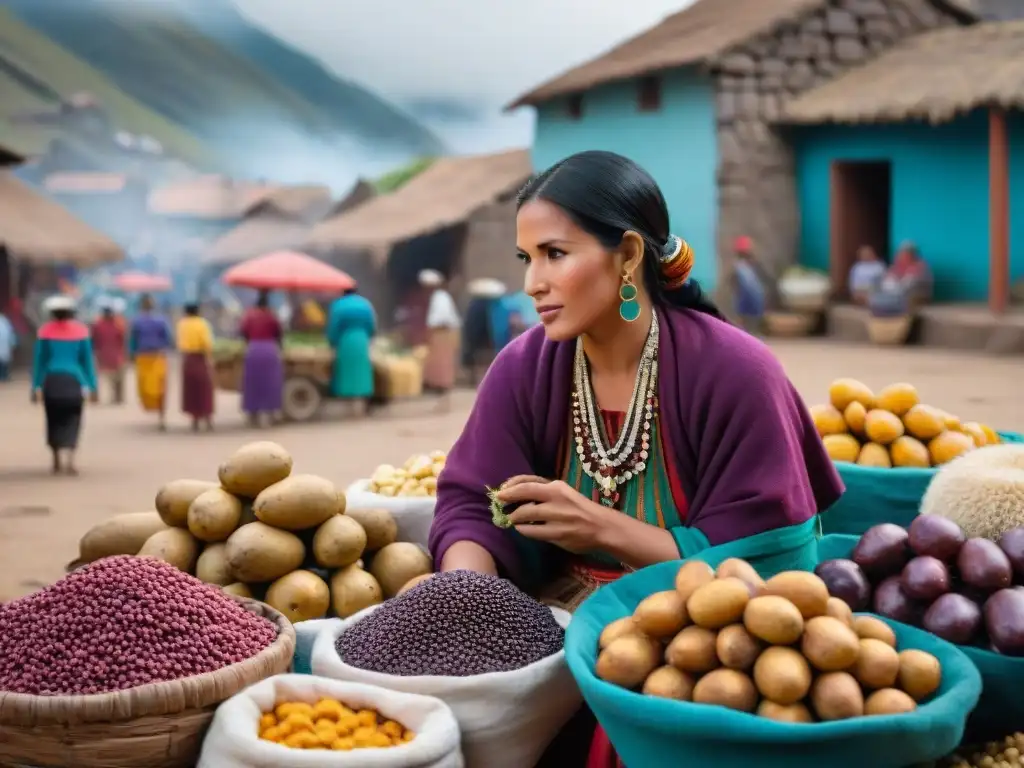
[[428, 150, 844, 767], [326, 286, 376, 416]]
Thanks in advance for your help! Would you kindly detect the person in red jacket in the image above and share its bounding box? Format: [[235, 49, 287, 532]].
[[91, 302, 127, 404]]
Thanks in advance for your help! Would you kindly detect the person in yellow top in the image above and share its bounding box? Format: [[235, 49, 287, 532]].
[[177, 302, 215, 432]]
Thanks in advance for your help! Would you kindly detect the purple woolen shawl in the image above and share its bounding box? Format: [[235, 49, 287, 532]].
[[428, 307, 844, 584]]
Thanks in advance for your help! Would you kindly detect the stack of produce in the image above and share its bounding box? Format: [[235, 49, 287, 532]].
[[816, 517, 1024, 654], [370, 339, 423, 399], [0, 556, 279, 696], [336, 570, 566, 676], [811, 379, 1001, 468], [595, 559, 943, 722], [941, 732, 1024, 767], [365, 452, 446, 498], [258, 697, 415, 751], [72, 441, 434, 624]]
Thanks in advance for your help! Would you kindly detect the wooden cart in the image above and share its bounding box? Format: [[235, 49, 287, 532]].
[[213, 345, 423, 422]]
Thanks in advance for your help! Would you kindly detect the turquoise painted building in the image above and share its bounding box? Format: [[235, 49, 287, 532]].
[[790, 112, 1024, 302], [508, 0, 1024, 307], [531, 70, 720, 291]]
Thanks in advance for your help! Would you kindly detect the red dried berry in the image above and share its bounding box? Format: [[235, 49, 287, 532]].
[[0, 556, 277, 696]]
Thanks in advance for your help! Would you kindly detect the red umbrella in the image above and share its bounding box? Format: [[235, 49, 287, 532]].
[[222, 250, 356, 293], [113, 271, 173, 293]]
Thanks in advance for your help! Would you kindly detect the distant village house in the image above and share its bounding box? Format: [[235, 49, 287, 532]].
[[510, 0, 1022, 312]]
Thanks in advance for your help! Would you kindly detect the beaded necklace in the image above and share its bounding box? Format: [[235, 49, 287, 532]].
[[571, 310, 659, 507]]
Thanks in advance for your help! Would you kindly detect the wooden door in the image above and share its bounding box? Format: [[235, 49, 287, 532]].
[[830, 161, 891, 298]]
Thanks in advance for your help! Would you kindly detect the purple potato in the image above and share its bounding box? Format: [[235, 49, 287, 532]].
[[873, 575, 925, 626], [984, 589, 1024, 656], [901, 556, 951, 602], [814, 558, 872, 611], [908, 515, 966, 561], [923, 593, 982, 645], [853, 524, 911, 579], [958, 538, 1013, 593], [998, 527, 1024, 581]]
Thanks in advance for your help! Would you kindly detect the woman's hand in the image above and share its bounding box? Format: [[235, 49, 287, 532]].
[[496, 480, 611, 554]]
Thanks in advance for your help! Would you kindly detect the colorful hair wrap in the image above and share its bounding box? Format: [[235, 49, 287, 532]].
[[659, 234, 694, 290]]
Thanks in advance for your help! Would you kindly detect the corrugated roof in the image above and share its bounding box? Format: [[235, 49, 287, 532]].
[[305, 149, 531, 249], [508, 0, 976, 107], [0, 171, 123, 265], [43, 172, 128, 193], [783, 20, 1024, 124]]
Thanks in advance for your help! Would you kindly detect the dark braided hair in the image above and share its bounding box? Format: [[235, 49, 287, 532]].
[[517, 150, 724, 320]]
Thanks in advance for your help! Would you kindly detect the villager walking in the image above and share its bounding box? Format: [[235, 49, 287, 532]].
[[177, 302, 215, 431], [31, 296, 98, 475]]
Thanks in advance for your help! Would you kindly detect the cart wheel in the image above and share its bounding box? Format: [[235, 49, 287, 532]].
[[282, 376, 323, 422]]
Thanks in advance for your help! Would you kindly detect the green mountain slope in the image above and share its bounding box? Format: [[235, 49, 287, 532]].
[[6, 0, 445, 185], [0, 7, 216, 168]]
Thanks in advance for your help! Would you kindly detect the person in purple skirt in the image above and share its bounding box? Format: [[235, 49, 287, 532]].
[[238, 290, 283, 427]]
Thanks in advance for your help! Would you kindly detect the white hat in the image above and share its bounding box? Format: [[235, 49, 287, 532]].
[[468, 278, 507, 299], [418, 269, 443, 287], [43, 295, 76, 314]]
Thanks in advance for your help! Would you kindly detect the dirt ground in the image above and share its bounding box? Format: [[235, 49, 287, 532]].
[[1, 339, 1021, 601]]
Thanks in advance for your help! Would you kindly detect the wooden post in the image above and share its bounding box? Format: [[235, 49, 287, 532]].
[[989, 107, 1010, 315]]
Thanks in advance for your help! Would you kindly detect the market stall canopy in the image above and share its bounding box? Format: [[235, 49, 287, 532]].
[[305, 149, 531, 249], [113, 271, 172, 293], [0, 172, 124, 266], [222, 250, 356, 293], [782, 21, 1024, 125]]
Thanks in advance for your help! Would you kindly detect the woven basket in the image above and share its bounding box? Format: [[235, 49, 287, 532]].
[[0, 598, 295, 768], [764, 311, 817, 337], [868, 315, 913, 346]]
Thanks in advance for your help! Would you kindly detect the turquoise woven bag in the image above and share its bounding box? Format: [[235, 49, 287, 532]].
[[817, 533, 1024, 743], [567, 540, 982, 767], [821, 431, 1023, 536]]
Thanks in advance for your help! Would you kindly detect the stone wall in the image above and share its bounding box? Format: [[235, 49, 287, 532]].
[[709, 0, 965, 301], [454, 193, 522, 306]]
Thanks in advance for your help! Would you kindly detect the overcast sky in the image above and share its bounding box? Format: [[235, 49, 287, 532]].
[[233, 0, 691, 150]]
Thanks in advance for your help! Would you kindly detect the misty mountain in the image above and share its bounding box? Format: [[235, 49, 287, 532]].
[[4, 0, 446, 188]]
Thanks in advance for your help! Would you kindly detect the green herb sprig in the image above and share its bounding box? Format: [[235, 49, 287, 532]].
[[487, 486, 513, 529]]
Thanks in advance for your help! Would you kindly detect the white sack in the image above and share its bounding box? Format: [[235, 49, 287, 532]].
[[344, 480, 435, 550], [198, 673, 463, 768], [311, 604, 581, 768]]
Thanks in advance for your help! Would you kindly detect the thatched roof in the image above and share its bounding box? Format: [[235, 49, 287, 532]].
[[783, 21, 1024, 124], [205, 181, 375, 266], [241, 184, 332, 219], [305, 149, 531, 249], [0, 172, 124, 265], [148, 175, 278, 219], [508, 0, 975, 107]]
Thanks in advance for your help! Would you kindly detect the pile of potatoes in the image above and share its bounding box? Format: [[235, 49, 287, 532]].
[[812, 379, 1002, 469], [941, 732, 1024, 767], [365, 452, 446, 498], [73, 441, 434, 624], [596, 558, 943, 723]]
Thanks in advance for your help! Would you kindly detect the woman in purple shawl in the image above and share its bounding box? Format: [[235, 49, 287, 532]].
[[428, 151, 843, 767]]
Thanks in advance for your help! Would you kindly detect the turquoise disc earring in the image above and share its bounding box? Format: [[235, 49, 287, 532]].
[[619, 279, 640, 322]]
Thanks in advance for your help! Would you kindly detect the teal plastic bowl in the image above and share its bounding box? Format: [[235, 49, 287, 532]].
[[566, 557, 982, 768], [817, 533, 1024, 743], [821, 431, 1024, 536]]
